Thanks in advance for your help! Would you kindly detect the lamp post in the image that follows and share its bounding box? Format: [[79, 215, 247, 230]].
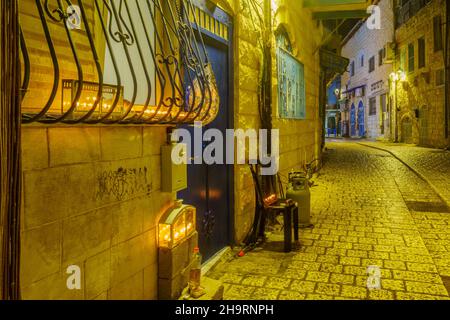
[[389, 69, 406, 143]]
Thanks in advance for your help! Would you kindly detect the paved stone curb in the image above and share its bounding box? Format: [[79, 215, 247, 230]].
[[357, 143, 450, 208]]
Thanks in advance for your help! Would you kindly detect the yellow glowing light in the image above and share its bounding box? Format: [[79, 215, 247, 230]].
[[390, 70, 407, 82]]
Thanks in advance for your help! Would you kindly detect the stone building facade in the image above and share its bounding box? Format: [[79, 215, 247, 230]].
[[340, 0, 394, 139], [17, 0, 328, 299], [392, 0, 449, 148]]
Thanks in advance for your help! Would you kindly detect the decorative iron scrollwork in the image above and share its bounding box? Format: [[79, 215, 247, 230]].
[[20, 0, 220, 125]]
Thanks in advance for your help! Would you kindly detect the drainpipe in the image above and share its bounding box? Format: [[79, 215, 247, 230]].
[[445, 0, 449, 140], [394, 79, 399, 142], [393, 0, 399, 143], [263, 0, 273, 150]]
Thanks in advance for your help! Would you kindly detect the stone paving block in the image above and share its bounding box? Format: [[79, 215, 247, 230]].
[[278, 290, 306, 300], [340, 257, 361, 266], [265, 277, 291, 290], [305, 271, 330, 283], [368, 289, 395, 300], [290, 280, 316, 293], [405, 281, 448, 296], [281, 269, 307, 280], [330, 273, 354, 285], [406, 262, 438, 273], [220, 273, 244, 285], [292, 253, 317, 262], [384, 260, 407, 270], [252, 288, 280, 300], [224, 285, 255, 300], [368, 251, 390, 259], [317, 255, 339, 264], [320, 263, 343, 273], [340, 285, 368, 299], [315, 283, 341, 296], [303, 246, 326, 254], [382, 279, 405, 291], [396, 292, 450, 300], [392, 270, 443, 284], [352, 243, 373, 251], [241, 275, 267, 287], [289, 261, 321, 271], [347, 250, 369, 258]]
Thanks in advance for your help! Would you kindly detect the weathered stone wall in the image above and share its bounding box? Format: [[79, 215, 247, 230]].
[[230, 0, 323, 242], [341, 0, 394, 139], [19, 0, 325, 300], [20, 125, 173, 299], [394, 0, 449, 148]]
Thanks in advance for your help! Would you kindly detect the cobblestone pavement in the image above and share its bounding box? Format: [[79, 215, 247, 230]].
[[358, 142, 450, 281], [207, 141, 450, 300], [360, 141, 450, 207]]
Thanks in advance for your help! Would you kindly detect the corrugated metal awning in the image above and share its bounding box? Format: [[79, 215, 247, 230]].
[[304, 0, 371, 20]]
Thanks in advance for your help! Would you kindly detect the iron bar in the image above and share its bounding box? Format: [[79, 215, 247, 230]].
[[19, 0, 217, 125]]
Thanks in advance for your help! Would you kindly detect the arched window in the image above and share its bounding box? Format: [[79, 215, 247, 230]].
[[276, 27, 293, 53]]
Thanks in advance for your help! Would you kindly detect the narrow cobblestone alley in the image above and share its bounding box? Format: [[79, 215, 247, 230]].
[[207, 141, 450, 300]]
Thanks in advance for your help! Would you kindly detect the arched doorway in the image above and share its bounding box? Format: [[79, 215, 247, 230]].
[[401, 116, 413, 144], [358, 101, 365, 137], [350, 103, 356, 136]]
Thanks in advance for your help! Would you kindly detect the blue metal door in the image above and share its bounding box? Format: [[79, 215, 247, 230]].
[[350, 104, 356, 136], [178, 9, 233, 261], [358, 101, 365, 136]]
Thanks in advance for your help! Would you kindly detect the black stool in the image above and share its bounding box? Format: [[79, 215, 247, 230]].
[[267, 199, 299, 252]]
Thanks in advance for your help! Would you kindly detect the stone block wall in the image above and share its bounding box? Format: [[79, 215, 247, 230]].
[[228, 0, 324, 242], [158, 231, 198, 300], [18, 0, 326, 299], [20, 125, 174, 299], [394, 0, 449, 148]]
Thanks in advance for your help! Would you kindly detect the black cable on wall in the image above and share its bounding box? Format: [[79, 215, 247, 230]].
[[1, 0, 22, 300]]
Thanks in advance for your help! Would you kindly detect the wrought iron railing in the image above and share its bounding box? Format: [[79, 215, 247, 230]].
[[19, 0, 219, 125]]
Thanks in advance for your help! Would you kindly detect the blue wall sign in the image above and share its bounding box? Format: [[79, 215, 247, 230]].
[[277, 47, 306, 119]]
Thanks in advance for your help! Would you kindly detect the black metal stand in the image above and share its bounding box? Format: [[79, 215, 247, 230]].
[[268, 200, 298, 252]]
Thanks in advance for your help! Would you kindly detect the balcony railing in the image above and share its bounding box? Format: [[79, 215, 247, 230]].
[[19, 0, 219, 125]]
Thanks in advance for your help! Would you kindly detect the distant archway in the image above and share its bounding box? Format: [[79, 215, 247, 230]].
[[350, 103, 356, 136], [400, 116, 413, 144], [358, 101, 365, 137]]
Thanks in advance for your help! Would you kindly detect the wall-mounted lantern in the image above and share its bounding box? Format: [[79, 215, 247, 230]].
[[158, 200, 196, 249]]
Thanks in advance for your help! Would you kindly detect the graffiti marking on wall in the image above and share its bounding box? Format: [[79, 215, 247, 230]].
[[96, 166, 152, 201]]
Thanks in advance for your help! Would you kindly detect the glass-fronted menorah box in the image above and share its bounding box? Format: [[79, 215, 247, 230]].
[[61, 79, 124, 119]]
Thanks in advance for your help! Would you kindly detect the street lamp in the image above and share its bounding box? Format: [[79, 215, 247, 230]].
[[389, 69, 406, 142]]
